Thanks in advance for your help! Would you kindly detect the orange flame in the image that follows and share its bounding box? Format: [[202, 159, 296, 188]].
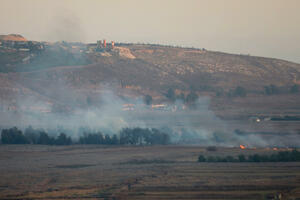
[[240, 145, 246, 149]]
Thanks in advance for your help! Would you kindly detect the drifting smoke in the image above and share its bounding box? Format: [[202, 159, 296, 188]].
[[1, 82, 299, 147], [45, 10, 86, 42]]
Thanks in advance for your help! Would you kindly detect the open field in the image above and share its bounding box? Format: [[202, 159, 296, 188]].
[[0, 145, 300, 199]]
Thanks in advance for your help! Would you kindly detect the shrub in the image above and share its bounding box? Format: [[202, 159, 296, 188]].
[[234, 86, 247, 97], [206, 146, 217, 151], [166, 88, 176, 101], [198, 155, 206, 162], [54, 133, 72, 145], [198, 150, 300, 163], [185, 92, 198, 104], [290, 84, 299, 94], [144, 95, 152, 105], [264, 84, 279, 95], [238, 154, 246, 162], [38, 131, 54, 145]]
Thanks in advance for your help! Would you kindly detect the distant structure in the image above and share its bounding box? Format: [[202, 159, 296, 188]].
[[0, 34, 44, 53], [87, 39, 115, 52], [111, 41, 115, 49], [0, 40, 44, 52], [103, 39, 107, 48]]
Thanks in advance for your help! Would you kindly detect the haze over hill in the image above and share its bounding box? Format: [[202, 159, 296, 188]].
[[2, 2, 300, 199], [0, 35, 300, 125], [1, 0, 300, 63]]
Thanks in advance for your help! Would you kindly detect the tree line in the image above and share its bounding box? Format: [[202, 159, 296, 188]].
[[198, 150, 300, 162], [1, 127, 72, 145], [165, 88, 198, 104], [0, 127, 170, 145], [216, 84, 299, 98]]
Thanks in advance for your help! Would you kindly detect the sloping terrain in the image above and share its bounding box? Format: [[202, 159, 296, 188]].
[[9, 44, 300, 94], [0, 40, 300, 120], [0, 34, 27, 41]]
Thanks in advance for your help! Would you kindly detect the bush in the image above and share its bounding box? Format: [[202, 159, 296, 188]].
[[198, 155, 206, 162], [24, 126, 39, 144], [264, 84, 279, 95], [79, 132, 104, 144], [290, 84, 299, 94], [206, 146, 217, 151], [197, 150, 300, 163], [185, 92, 198, 104], [119, 128, 170, 145], [166, 88, 176, 101], [238, 154, 246, 162], [234, 86, 247, 97], [38, 131, 54, 145], [54, 133, 72, 145], [144, 95, 152, 105]]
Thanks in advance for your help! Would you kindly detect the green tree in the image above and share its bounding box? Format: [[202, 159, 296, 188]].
[[24, 126, 39, 144], [234, 86, 247, 97], [104, 134, 112, 144], [264, 84, 279, 95], [176, 93, 185, 101], [111, 134, 119, 145], [144, 95, 153, 105], [290, 84, 299, 94], [55, 133, 72, 145], [198, 155, 206, 162], [238, 154, 246, 162], [38, 131, 53, 145], [1, 127, 29, 144], [166, 88, 175, 101], [185, 91, 198, 104]]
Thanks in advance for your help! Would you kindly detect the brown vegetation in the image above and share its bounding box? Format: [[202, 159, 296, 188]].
[[0, 145, 299, 199]]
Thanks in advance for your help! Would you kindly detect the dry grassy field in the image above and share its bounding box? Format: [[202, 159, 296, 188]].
[[0, 145, 300, 199]]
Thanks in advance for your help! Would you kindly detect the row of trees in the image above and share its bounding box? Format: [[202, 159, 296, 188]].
[[264, 84, 299, 95], [162, 84, 299, 103], [1, 127, 170, 146], [80, 128, 170, 145], [217, 84, 299, 98], [198, 150, 300, 162], [165, 88, 198, 104], [1, 127, 72, 145], [79, 132, 119, 145], [119, 128, 170, 145]]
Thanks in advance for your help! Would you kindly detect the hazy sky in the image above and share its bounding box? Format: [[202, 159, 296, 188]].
[[1, 0, 300, 63]]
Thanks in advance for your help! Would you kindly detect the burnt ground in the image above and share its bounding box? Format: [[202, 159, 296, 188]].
[[0, 145, 300, 199]]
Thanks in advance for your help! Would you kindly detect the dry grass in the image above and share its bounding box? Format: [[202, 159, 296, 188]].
[[0, 145, 300, 199]]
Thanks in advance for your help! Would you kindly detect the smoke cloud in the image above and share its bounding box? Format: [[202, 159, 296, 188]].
[[1, 82, 299, 148]]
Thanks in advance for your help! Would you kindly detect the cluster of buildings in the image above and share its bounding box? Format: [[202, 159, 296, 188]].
[[97, 39, 115, 49], [86, 39, 115, 53], [0, 40, 44, 52]]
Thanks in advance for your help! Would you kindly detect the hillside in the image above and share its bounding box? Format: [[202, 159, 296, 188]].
[[0, 39, 300, 123], [0, 34, 27, 41]]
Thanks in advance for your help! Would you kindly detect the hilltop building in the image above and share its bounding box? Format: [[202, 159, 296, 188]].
[[0, 40, 44, 52], [87, 39, 115, 52]]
